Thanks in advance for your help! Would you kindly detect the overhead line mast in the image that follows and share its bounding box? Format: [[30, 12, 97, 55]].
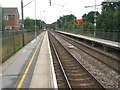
[[84, 2, 101, 37], [49, 0, 51, 6]]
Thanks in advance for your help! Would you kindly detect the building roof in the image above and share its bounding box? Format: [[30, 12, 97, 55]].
[[2, 7, 19, 16]]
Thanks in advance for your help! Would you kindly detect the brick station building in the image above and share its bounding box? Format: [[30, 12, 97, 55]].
[[2, 7, 20, 30]]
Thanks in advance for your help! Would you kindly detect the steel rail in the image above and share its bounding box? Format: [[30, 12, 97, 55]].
[[49, 31, 105, 89], [57, 32, 120, 73], [49, 33, 72, 89]]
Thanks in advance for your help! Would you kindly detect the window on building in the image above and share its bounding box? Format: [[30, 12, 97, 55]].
[[17, 20, 19, 25], [4, 15, 9, 21], [5, 26, 12, 30]]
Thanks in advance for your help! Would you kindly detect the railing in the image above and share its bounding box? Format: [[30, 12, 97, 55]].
[[58, 28, 120, 42], [1, 29, 43, 63]]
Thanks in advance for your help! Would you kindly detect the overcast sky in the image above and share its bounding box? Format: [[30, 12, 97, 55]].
[[1, 0, 104, 24]]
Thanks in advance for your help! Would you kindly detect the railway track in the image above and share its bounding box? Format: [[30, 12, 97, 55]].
[[55, 31, 120, 73], [48, 32, 105, 89]]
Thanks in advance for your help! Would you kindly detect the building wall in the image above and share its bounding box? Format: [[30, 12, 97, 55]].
[[14, 10, 20, 30], [5, 15, 15, 26], [3, 8, 20, 30]]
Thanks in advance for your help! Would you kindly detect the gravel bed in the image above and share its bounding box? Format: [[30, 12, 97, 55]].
[[54, 33, 120, 88]]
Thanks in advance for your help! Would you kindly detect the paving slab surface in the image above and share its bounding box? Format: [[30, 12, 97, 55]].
[[0, 32, 45, 89], [58, 31, 120, 48], [30, 31, 52, 88]]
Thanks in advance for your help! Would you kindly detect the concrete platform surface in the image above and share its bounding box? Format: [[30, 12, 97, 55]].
[[30, 31, 57, 88], [57, 31, 120, 48], [0, 32, 45, 89]]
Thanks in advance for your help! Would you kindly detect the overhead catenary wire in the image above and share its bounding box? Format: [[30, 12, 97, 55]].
[[58, 0, 71, 17], [23, 0, 35, 8], [26, 0, 35, 17]]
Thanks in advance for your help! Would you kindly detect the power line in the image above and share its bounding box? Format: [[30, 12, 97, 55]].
[[24, 0, 35, 8], [57, 0, 70, 16], [25, 0, 35, 17]]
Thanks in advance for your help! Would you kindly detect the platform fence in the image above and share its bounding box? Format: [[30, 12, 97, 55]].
[[59, 28, 120, 42], [1, 29, 43, 63]]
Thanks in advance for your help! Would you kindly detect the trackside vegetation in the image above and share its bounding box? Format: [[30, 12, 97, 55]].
[[53, 1, 120, 42]]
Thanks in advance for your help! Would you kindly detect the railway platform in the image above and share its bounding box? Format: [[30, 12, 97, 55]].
[[1, 30, 119, 89], [57, 31, 120, 48], [0, 31, 57, 89], [30, 31, 57, 88], [56, 31, 120, 58]]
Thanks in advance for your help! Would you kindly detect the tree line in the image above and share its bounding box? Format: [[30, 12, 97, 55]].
[[97, 1, 120, 31], [24, 17, 46, 31], [54, 1, 120, 32]]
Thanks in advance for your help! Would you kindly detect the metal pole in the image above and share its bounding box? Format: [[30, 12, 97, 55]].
[[43, 11, 45, 30], [49, 0, 51, 6], [35, 0, 37, 37], [21, 0, 25, 46], [64, 17, 65, 32], [40, 11, 41, 30], [70, 11, 75, 33], [94, 0, 97, 37]]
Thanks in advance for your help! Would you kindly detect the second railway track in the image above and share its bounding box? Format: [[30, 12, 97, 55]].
[[48, 31, 105, 89], [56, 32, 120, 73]]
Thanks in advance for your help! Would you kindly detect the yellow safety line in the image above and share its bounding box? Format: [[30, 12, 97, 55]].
[[16, 40, 41, 89]]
